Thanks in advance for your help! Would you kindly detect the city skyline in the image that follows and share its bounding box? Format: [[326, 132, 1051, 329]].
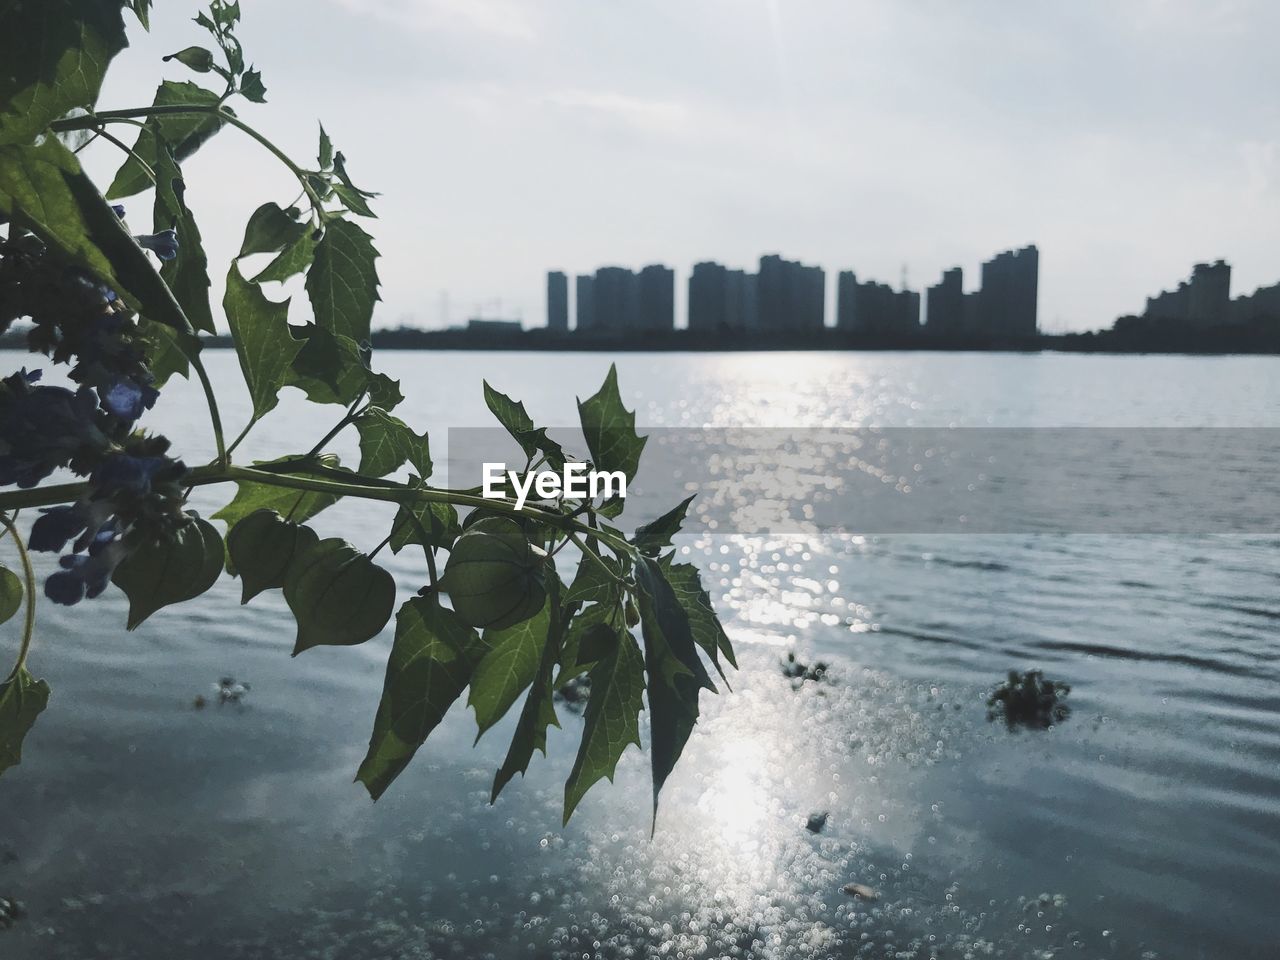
[[84, 1, 1280, 335]]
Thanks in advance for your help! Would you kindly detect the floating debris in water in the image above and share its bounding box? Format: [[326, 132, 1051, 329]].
[[805, 811, 829, 833], [213, 677, 251, 706], [842, 882, 878, 901], [0, 896, 26, 929], [781, 651, 830, 685], [554, 674, 590, 714], [987, 670, 1071, 730]]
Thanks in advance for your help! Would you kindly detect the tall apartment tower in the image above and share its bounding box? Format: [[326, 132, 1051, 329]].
[[637, 264, 675, 331], [575, 274, 596, 331], [925, 267, 964, 334], [547, 271, 568, 332], [837, 271, 919, 334], [758, 254, 824, 330], [977, 245, 1039, 336]]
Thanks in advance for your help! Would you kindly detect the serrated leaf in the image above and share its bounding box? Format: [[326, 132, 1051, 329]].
[[564, 549, 621, 605], [0, 137, 193, 335], [0, 668, 50, 779], [317, 124, 333, 169], [284, 538, 395, 655], [0, 1, 128, 147], [634, 556, 715, 825], [106, 81, 225, 200], [355, 407, 431, 478], [226, 509, 320, 603], [285, 323, 369, 405], [491, 578, 566, 802], [332, 184, 376, 218], [239, 67, 266, 103], [306, 217, 380, 344], [252, 230, 316, 284], [390, 492, 459, 555], [633, 495, 694, 555], [662, 559, 737, 681], [468, 594, 552, 739], [152, 136, 215, 333], [238, 202, 306, 258], [138, 317, 197, 388], [563, 620, 645, 823], [225, 262, 301, 419], [556, 601, 616, 683], [212, 455, 344, 528], [357, 595, 488, 800], [483, 381, 566, 468], [577, 363, 646, 490], [0, 565, 23, 625], [112, 517, 224, 629]]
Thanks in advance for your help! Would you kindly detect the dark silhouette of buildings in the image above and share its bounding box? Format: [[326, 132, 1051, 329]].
[[923, 246, 1039, 339], [925, 267, 964, 334], [547, 271, 568, 331], [1143, 260, 1232, 326], [688, 262, 759, 332], [977, 245, 1039, 337], [758, 254, 824, 331], [1232, 278, 1280, 324], [575, 264, 674, 334], [575, 274, 596, 331], [836, 272, 920, 335]]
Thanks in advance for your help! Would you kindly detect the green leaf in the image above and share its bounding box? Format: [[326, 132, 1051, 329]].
[[563, 619, 645, 823], [152, 135, 215, 333], [226, 509, 320, 603], [332, 184, 376, 218], [285, 324, 369, 406], [564, 549, 621, 605], [0, 1, 128, 146], [212, 455, 344, 528], [238, 202, 306, 258], [483, 381, 566, 468], [0, 137, 193, 335], [492, 577, 565, 803], [0, 565, 23, 625], [163, 45, 215, 73], [112, 517, 224, 629], [577, 363, 647, 486], [556, 601, 614, 683], [467, 594, 552, 739], [390, 491, 459, 555], [662, 559, 737, 680], [306, 217, 380, 344], [239, 67, 266, 103], [283, 538, 395, 655], [355, 407, 431, 478], [634, 556, 715, 823], [633, 496, 694, 555], [106, 81, 226, 199], [317, 124, 333, 169], [252, 230, 316, 284], [357, 595, 488, 800], [138, 317, 197, 388], [0, 668, 50, 778], [225, 262, 302, 419]]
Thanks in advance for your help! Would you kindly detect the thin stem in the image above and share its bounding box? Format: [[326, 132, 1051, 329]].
[[191, 354, 228, 467], [568, 533, 629, 586], [225, 416, 259, 459], [306, 394, 367, 458], [2, 516, 39, 683], [93, 127, 157, 184]]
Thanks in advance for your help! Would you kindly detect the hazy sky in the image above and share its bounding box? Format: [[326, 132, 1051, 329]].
[[92, 0, 1280, 332]]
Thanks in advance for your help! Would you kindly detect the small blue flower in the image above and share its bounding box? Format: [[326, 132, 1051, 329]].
[[111, 205, 126, 218], [29, 505, 89, 553], [90, 453, 167, 497], [98, 376, 159, 423], [45, 546, 121, 605], [135, 229, 179, 261]]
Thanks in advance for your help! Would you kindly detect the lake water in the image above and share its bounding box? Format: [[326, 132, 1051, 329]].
[[2, 350, 1279, 959]]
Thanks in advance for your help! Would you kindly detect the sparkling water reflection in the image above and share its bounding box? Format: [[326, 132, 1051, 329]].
[[2, 351, 1279, 959]]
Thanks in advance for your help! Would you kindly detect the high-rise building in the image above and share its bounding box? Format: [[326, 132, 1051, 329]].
[[836, 270, 920, 334], [688, 262, 728, 332], [1231, 278, 1280, 325], [925, 267, 964, 335], [637, 264, 675, 331], [976, 245, 1039, 336], [594, 266, 640, 331], [575, 274, 596, 331], [758, 254, 824, 330], [547, 271, 568, 332], [1144, 260, 1232, 326]]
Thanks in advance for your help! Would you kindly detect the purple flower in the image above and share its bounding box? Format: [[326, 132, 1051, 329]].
[[29, 505, 90, 553], [111, 205, 126, 219], [98, 376, 159, 423], [45, 543, 124, 605], [135, 229, 178, 261], [90, 453, 168, 497], [0, 370, 109, 488]]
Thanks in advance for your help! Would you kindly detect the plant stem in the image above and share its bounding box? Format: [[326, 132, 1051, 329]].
[[2, 516, 38, 683], [191, 354, 228, 466]]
